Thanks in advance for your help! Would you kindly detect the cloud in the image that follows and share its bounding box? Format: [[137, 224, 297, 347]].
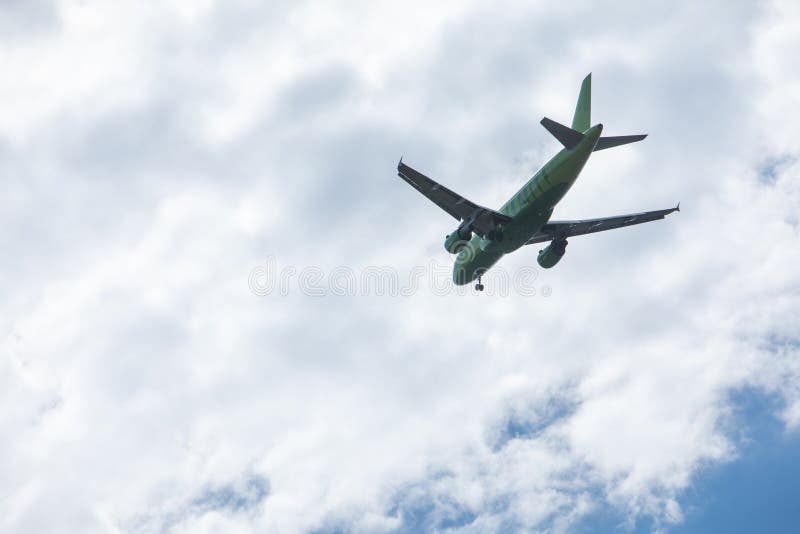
[[1, 0, 799, 533]]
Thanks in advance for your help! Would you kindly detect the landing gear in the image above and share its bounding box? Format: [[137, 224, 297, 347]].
[[487, 229, 504, 242], [474, 275, 484, 292]]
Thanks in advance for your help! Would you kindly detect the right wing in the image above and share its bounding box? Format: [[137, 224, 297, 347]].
[[524, 204, 680, 245], [397, 160, 511, 237]]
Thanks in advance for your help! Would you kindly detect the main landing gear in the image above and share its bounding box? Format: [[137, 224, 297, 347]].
[[475, 275, 485, 292], [487, 230, 504, 242]]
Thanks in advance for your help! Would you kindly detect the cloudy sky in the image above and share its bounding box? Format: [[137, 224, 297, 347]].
[[2, 1, 799, 532]]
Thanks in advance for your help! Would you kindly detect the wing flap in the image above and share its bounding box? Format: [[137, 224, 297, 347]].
[[397, 160, 511, 237], [397, 161, 470, 220], [525, 205, 679, 245]]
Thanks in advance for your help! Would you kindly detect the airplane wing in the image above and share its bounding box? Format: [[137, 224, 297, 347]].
[[397, 160, 511, 237], [524, 204, 680, 245]]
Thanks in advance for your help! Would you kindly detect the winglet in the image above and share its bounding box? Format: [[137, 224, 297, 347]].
[[398, 155, 403, 169], [676, 202, 680, 212]]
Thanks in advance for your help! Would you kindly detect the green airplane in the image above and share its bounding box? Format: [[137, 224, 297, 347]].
[[397, 73, 679, 291]]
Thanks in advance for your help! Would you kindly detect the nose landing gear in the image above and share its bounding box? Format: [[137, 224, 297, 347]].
[[474, 275, 484, 292]]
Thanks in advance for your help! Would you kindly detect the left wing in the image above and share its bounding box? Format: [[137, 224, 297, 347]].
[[525, 204, 680, 245], [397, 160, 511, 237]]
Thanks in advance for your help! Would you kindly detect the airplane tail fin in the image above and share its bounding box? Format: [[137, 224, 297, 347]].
[[572, 73, 591, 132], [544, 73, 647, 151]]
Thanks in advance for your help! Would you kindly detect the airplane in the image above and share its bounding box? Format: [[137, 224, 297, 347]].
[[397, 73, 679, 291]]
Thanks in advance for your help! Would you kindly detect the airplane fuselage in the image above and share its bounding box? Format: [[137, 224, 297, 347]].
[[397, 73, 671, 289], [453, 123, 604, 285]]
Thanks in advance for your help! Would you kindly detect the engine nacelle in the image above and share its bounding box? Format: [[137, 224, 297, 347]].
[[444, 226, 472, 253], [537, 239, 568, 269]]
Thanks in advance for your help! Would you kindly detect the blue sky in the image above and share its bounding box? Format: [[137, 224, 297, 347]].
[[1, 1, 799, 533], [573, 388, 800, 534], [671, 390, 800, 534]]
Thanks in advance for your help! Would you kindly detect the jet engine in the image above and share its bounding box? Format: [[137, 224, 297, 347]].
[[444, 226, 472, 253], [537, 239, 568, 269]]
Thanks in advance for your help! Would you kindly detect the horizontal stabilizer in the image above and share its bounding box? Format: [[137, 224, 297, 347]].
[[594, 134, 647, 151], [540, 117, 584, 150]]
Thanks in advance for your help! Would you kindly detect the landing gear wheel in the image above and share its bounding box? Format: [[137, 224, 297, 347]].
[[475, 276, 484, 292]]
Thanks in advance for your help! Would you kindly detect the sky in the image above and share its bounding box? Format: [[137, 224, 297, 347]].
[[1, 1, 799, 533]]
